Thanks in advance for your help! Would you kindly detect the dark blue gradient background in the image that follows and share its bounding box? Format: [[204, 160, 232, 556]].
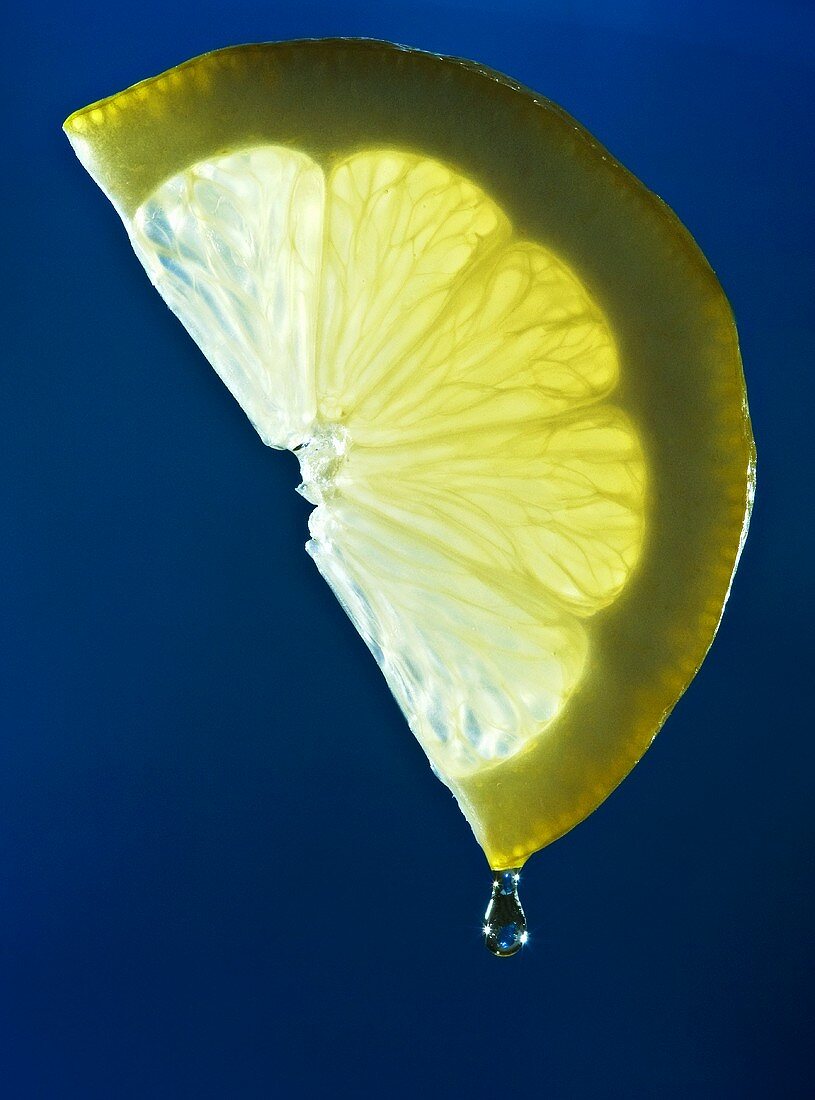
[[4, 2, 813, 1096]]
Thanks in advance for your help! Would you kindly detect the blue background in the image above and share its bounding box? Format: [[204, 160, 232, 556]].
[[4, 2, 813, 1095]]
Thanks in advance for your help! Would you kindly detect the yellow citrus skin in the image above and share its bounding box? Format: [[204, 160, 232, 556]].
[[64, 41, 755, 870]]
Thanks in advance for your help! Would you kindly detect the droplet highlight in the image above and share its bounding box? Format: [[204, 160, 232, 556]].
[[483, 868, 527, 957]]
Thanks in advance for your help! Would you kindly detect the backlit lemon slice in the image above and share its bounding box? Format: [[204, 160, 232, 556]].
[[64, 41, 754, 870]]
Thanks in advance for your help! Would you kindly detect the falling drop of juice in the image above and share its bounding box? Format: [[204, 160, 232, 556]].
[[483, 869, 527, 957]]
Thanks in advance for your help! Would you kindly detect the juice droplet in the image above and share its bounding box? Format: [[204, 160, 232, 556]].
[[483, 868, 527, 957]]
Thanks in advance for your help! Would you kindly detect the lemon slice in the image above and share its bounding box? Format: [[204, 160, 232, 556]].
[[64, 41, 754, 871]]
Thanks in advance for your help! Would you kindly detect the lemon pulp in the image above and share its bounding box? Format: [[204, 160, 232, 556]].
[[129, 144, 646, 778], [64, 41, 754, 869]]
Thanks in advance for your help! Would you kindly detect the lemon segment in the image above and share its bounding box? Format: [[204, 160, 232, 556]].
[[306, 501, 589, 771], [342, 410, 645, 616], [64, 41, 754, 870], [346, 238, 619, 437], [131, 146, 324, 449], [316, 152, 509, 424]]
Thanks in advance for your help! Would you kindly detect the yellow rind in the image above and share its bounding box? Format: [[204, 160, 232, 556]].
[[64, 40, 755, 869]]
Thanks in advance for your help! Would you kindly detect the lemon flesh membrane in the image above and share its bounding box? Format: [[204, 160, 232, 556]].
[[64, 42, 754, 869]]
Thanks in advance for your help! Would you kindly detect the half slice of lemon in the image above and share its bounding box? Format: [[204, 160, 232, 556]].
[[64, 41, 755, 871]]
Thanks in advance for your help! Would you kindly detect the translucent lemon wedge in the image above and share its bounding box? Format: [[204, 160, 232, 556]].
[[64, 41, 755, 875]]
